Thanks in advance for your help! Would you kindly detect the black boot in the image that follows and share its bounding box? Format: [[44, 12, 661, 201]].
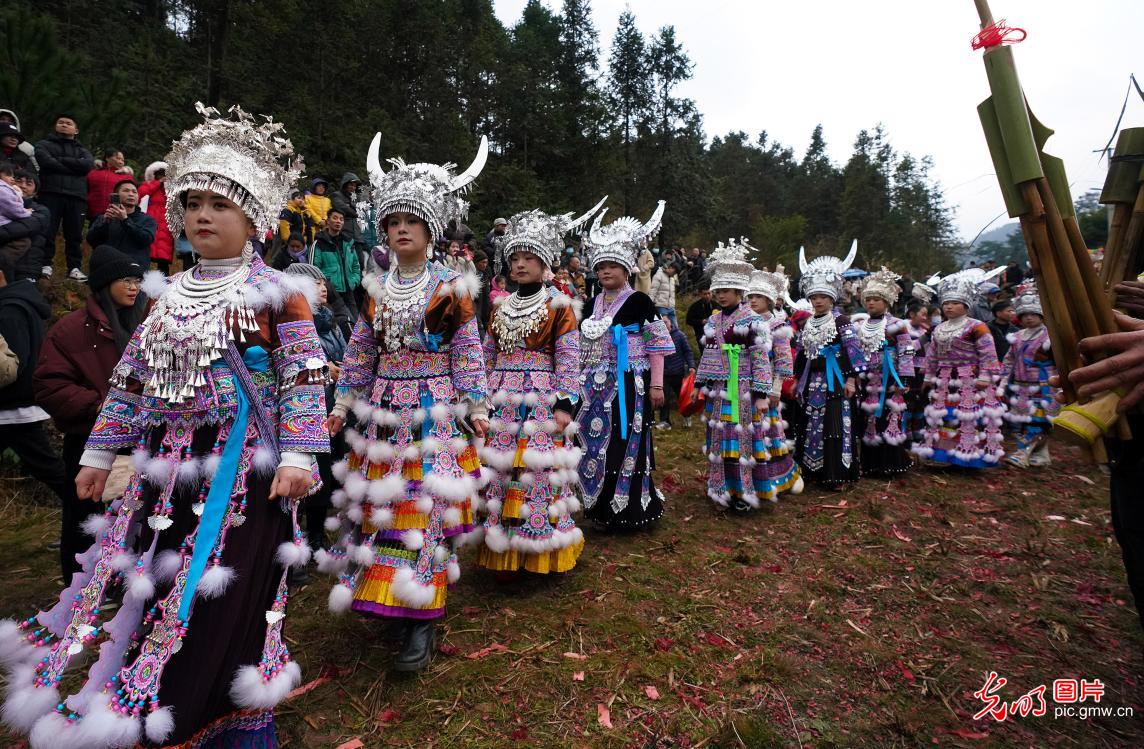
[[392, 620, 436, 672]]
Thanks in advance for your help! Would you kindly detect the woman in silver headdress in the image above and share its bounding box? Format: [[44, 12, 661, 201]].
[[912, 268, 1007, 468], [792, 242, 868, 488], [474, 201, 603, 574], [322, 134, 489, 672], [1000, 281, 1059, 468], [0, 104, 330, 748], [744, 265, 804, 499], [577, 202, 674, 529], [853, 268, 916, 477]]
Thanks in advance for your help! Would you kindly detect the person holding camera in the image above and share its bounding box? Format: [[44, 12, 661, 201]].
[[84, 178, 157, 269]]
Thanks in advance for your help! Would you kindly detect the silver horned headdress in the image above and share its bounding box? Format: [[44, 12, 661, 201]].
[[366, 132, 488, 242], [798, 240, 858, 301], [861, 267, 902, 305], [497, 196, 607, 269], [931, 266, 1006, 307], [165, 102, 303, 238], [707, 238, 755, 291], [1012, 279, 1043, 317], [583, 200, 665, 273]]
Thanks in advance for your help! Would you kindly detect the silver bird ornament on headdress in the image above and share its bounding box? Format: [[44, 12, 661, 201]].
[[583, 200, 665, 273], [365, 132, 489, 246], [798, 239, 858, 301], [861, 267, 902, 305], [707, 237, 756, 291], [165, 102, 303, 238], [496, 196, 608, 270]]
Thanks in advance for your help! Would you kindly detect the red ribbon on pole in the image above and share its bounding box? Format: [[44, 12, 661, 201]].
[[971, 19, 1027, 50]]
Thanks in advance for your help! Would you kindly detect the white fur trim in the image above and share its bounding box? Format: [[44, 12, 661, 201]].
[[125, 571, 156, 602], [328, 583, 355, 613], [140, 270, 169, 300], [391, 566, 437, 607], [230, 661, 302, 710], [2, 666, 59, 732], [401, 529, 425, 551], [144, 705, 175, 744], [276, 541, 312, 568], [81, 513, 111, 538], [197, 565, 236, 599]]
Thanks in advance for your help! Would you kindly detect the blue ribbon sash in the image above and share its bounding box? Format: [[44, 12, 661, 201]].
[[611, 323, 641, 437], [178, 346, 269, 621]]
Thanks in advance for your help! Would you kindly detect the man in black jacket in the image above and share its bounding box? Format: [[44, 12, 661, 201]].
[[684, 282, 713, 350], [85, 179, 157, 269], [34, 114, 94, 280], [0, 254, 72, 574], [0, 170, 51, 281]]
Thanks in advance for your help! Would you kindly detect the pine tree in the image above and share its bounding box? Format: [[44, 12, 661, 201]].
[[607, 8, 651, 213]]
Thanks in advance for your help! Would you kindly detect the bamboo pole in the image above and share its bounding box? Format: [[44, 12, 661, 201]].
[[1100, 201, 1134, 293]]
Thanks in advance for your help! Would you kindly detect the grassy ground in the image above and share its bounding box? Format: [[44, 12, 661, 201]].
[[0, 432, 1141, 748]]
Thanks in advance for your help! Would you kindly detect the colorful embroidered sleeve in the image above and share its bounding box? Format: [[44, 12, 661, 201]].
[[338, 299, 380, 399], [554, 330, 580, 403], [972, 322, 1001, 376], [89, 327, 150, 451], [837, 319, 868, 376], [893, 327, 916, 378], [924, 336, 938, 379], [642, 318, 675, 356], [481, 327, 498, 380], [748, 320, 774, 395], [87, 388, 146, 451], [445, 290, 488, 400], [770, 322, 795, 381], [273, 295, 331, 454]]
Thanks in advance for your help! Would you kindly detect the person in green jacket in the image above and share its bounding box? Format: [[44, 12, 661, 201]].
[[308, 207, 361, 319]]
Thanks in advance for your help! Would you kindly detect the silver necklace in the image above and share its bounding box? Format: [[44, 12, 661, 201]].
[[856, 315, 887, 355], [138, 246, 258, 403], [801, 313, 837, 360], [933, 316, 970, 354], [582, 287, 632, 342], [378, 263, 432, 351], [492, 287, 549, 351]]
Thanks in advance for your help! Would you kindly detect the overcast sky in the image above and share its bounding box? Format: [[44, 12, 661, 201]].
[[493, 0, 1144, 242]]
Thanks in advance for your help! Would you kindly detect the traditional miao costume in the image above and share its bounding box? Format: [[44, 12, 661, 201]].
[[476, 203, 605, 573], [911, 268, 1007, 468], [696, 244, 780, 511], [0, 105, 330, 748], [577, 202, 675, 529], [322, 137, 489, 659], [1000, 281, 1059, 467], [746, 269, 803, 498], [853, 268, 915, 477], [903, 281, 935, 444], [792, 242, 868, 487]]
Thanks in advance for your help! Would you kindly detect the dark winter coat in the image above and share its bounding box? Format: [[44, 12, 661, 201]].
[[0, 197, 50, 281], [664, 327, 695, 376], [0, 279, 51, 409], [86, 208, 158, 268], [329, 172, 364, 247], [33, 134, 94, 200], [33, 295, 123, 434]]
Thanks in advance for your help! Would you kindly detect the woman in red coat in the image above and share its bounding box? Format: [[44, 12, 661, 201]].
[[33, 245, 147, 578], [139, 160, 174, 273]]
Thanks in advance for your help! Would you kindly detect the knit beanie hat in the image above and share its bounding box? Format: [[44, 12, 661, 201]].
[[284, 263, 326, 283], [88, 245, 144, 292]]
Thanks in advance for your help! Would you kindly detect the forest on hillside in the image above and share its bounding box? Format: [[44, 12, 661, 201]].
[[1, 0, 972, 272]]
